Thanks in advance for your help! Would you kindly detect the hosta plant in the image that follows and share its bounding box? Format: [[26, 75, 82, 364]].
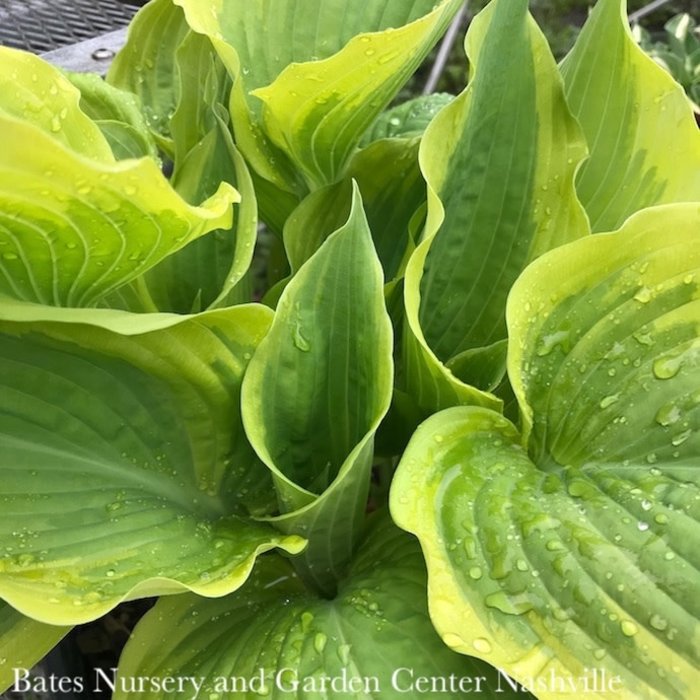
[[0, 0, 698, 698]]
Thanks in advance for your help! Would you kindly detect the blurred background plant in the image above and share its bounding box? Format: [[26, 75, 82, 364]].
[[633, 11, 700, 109], [403, 0, 700, 99]]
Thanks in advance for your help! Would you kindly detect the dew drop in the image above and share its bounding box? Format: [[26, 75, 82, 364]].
[[634, 286, 652, 303], [443, 633, 464, 648], [292, 324, 310, 352], [337, 643, 351, 665], [313, 632, 327, 654], [655, 403, 681, 426], [536, 330, 569, 357], [649, 614, 668, 631], [473, 638, 492, 654], [484, 591, 533, 616], [671, 429, 692, 446], [599, 393, 620, 409], [620, 620, 638, 637], [468, 566, 482, 580], [653, 353, 684, 380]]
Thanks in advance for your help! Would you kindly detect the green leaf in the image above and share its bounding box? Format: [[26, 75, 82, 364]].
[[110, 110, 256, 314], [0, 47, 238, 309], [560, 0, 700, 232], [285, 136, 425, 282], [170, 31, 231, 170], [0, 602, 69, 692], [107, 0, 190, 148], [401, 0, 588, 415], [115, 515, 523, 700], [175, 0, 462, 193], [392, 204, 700, 699], [66, 72, 158, 160], [361, 93, 455, 145], [242, 186, 393, 593], [0, 301, 304, 625]]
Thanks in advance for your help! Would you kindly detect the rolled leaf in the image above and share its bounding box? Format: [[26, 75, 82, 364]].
[[402, 0, 588, 415], [242, 186, 393, 593], [392, 204, 700, 700], [109, 110, 257, 314], [560, 0, 700, 232], [0, 301, 304, 625]]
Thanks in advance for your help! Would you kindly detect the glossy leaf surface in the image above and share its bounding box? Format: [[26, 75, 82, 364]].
[[392, 204, 700, 700], [0, 302, 304, 625], [242, 188, 393, 592], [115, 517, 525, 700]]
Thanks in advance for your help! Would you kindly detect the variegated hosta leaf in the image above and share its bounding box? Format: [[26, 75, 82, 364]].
[[242, 187, 393, 593], [402, 0, 588, 416], [0, 301, 304, 625], [174, 0, 462, 193], [114, 516, 527, 700], [560, 0, 700, 232], [392, 204, 700, 700], [0, 47, 237, 309], [0, 602, 69, 692]]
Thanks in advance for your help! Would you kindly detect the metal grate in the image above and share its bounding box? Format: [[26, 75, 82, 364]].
[[0, 0, 140, 54]]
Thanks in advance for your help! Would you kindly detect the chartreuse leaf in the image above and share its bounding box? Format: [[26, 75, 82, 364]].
[[0, 47, 237, 309], [107, 0, 189, 149], [0, 49, 112, 162], [242, 186, 393, 594], [174, 0, 461, 193], [66, 72, 158, 160], [401, 0, 588, 416], [392, 204, 700, 700], [250, 0, 462, 189], [114, 516, 525, 700], [560, 0, 700, 233], [0, 602, 69, 692], [0, 301, 305, 626]]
